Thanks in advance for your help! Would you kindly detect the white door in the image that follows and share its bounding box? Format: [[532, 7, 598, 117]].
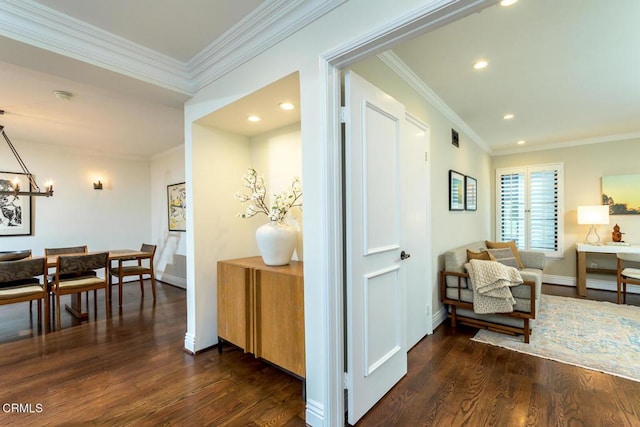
[[403, 114, 431, 349], [345, 70, 407, 425]]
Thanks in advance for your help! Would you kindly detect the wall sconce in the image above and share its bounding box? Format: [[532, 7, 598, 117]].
[[93, 180, 103, 190]]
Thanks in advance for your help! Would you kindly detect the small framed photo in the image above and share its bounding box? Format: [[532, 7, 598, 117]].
[[167, 182, 186, 232], [0, 171, 33, 236], [449, 170, 465, 211], [465, 175, 477, 211]]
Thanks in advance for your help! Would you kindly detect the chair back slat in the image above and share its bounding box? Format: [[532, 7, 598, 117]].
[[45, 246, 88, 256], [0, 258, 46, 283], [618, 252, 640, 263], [58, 253, 108, 275], [140, 244, 156, 255]]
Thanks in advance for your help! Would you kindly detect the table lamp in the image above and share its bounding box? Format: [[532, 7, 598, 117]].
[[577, 205, 610, 244]]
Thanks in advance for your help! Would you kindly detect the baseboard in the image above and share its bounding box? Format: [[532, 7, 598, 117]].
[[183, 332, 196, 354], [158, 272, 186, 289], [543, 274, 640, 294], [305, 399, 324, 427], [432, 306, 448, 329]]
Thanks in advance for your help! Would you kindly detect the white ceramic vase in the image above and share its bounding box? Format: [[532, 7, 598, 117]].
[[255, 221, 297, 266]]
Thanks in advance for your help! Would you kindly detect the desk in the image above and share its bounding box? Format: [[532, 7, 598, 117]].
[[47, 249, 147, 320], [576, 243, 640, 297]]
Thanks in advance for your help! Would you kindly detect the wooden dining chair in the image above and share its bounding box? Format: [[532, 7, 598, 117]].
[[51, 252, 110, 330], [109, 244, 157, 307], [44, 245, 92, 312], [617, 252, 640, 304], [0, 257, 48, 332]]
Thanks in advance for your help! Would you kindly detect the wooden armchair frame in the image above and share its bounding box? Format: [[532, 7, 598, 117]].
[[440, 270, 537, 343]]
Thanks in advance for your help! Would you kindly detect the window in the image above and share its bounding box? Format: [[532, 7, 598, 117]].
[[496, 163, 564, 258]]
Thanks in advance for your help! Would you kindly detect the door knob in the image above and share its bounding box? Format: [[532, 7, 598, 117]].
[[400, 250, 411, 260]]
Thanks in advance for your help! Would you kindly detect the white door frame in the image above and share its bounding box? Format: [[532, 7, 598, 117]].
[[318, 1, 491, 425]]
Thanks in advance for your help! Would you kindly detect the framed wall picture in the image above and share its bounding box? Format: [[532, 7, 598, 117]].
[[0, 171, 32, 236], [465, 175, 477, 211], [602, 174, 640, 215], [167, 182, 186, 232], [449, 170, 465, 211]]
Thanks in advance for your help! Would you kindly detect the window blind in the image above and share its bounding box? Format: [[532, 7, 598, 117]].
[[496, 163, 563, 257]]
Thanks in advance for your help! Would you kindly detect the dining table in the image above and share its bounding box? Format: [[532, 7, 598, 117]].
[[47, 249, 150, 320]]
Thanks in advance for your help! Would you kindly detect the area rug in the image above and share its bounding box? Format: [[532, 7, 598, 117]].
[[471, 294, 640, 382]]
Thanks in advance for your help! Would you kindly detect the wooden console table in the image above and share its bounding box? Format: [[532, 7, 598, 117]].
[[576, 243, 640, 297], [217, 256, 305, 379]]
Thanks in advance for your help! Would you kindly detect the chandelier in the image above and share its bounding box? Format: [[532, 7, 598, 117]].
[[0, 124, 54, 198]]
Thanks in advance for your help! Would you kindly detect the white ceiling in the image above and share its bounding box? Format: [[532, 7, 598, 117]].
[[0, 0, 637, 159], [391, 0, 640, 154], [32, 0, 264, 62]]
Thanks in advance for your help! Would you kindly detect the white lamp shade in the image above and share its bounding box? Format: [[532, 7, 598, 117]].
[[577, 205, 610, 225]]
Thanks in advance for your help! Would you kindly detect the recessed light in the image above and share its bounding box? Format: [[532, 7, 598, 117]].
[[500, 0, 518, 6], [503, 113, 514, 120], [473, 59, 488, 70], [247, 115, 261, 122], [517, 140, 526, 145], [279, 102, 295, 111]]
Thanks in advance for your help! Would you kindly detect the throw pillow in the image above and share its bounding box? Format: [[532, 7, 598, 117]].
[[466, 249, 491, 262], [487, 247, 520, 269], [485, 240, 524, 269]]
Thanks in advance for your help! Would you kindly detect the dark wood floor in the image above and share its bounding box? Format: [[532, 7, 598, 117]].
[[0, 283, 638, 426]]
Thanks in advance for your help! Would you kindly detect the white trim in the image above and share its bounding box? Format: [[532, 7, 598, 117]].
[[0, 0, 190, 94], [0, 0, 345, 95], [379, 50, 490, 153], [189, 0, 345, 92], [432, 306, 448, 329], [183, 332, 196, 354], [158, 272, 186, 289], [544, 274, 640, 294], [493, 132, 640, 156], [315, 59, 345, 427], [305, 399, 325, 427]]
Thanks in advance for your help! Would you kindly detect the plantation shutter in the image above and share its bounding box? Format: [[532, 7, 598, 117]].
[[498, 171, 525, 248], [496, 163, 563, 257], [529, 168, 559, 252]]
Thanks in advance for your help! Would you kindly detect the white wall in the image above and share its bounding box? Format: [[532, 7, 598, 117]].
[[183, 1, 494, 425], [150, 145, 187, 288], [249, 123, 303, 260], [185, 121, 302, 352], [492, 138, 640, 285], [0, 138, 150, 255]]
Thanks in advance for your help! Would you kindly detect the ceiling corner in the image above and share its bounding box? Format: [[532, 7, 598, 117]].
[[0, 0, 192, 95], [188, 0, 346, 92]]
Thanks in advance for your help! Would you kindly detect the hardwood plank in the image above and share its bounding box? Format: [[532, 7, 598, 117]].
[[0, 282, 638, 426]]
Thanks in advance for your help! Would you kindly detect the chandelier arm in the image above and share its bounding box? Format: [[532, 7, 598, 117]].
[[1, 128, 42, 192]]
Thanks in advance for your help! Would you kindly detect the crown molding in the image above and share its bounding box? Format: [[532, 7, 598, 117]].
[[189, 0, 346, 92], [492, 132, 640, 156], [0, 0, 192, 94], [378, 49, 491, 153], [0, 0, 345, 96]]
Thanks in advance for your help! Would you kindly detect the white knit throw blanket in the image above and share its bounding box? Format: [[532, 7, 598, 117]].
[[466, 259, 523, 314]]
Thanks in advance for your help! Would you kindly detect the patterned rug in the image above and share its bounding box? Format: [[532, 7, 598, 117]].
[[471, 294, 640, 382]]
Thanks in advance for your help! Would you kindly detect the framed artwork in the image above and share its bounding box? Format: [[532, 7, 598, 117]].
[[602, 174, 640, 215], [0, 171, 32, 236], [167, 182, 186, 231], [465, 175, 477, 211], [449, 170, 465, 211]]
